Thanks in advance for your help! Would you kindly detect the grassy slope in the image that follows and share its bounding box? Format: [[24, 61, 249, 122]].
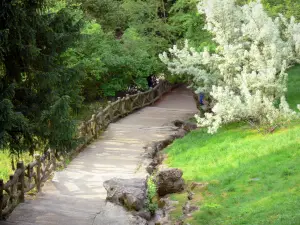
[[0, 151, 14, 180], [0, 151, 35, 180], [165, 65, 300, 225]]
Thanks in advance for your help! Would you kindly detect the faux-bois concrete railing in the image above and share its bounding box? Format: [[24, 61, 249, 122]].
[[0, 80, 173, 219]]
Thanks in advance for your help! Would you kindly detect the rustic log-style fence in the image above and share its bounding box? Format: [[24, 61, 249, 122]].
[[79, 80, 173, 142], [0, 80, 173, 219], [0, 150, 58, 219]]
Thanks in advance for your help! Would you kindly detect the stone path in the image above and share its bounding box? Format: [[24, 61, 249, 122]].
[[2, 86, 198, 225]]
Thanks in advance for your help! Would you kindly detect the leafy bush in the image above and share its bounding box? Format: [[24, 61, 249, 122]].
[[62, 20, 165, 101], [146, 176, 158, 214], [160, 0, 300, 133]]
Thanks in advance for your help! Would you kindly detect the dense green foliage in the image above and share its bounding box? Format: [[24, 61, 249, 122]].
[[62, 21, 163, 100], [168, 0, 213, 49], [286, 65, 300, 110], [164, 65, 300, 225], [237, 0, 300, 20], [0, 0, 83, 156], [0, 0, 212, 157], [1, 0, 300, 158]]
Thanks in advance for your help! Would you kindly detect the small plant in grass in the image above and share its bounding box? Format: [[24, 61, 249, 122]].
[[146, 176, 158, 215], [65, 158, 71, 166]]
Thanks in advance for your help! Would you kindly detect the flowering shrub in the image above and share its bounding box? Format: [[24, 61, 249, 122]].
[[160, 0, 300, 133]]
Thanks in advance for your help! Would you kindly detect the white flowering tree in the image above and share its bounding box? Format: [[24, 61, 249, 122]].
[[160, 0, 300, 133]]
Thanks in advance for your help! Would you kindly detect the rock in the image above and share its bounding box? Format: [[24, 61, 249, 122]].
[[144, 143, 158, 158], [129, 215, 148, 225], [156, 137, 174, 151], [93, 201, 147, 225], [182, 201, 190, 215], [187, 190, 194, 200], [150, 158, 159, 167], [133, 210, 152, 221], [172, 120, 184, 127], [172, 129, 187, 139], [182, 122, 197, 132], [174, 220, 184, 225], [152, 209, 164, 223], [183, 201, 199, 215], [103, 178, 147, 211], [148, 153, 164, 169], [156, 168, 185, 196], [157, 198, 167, 208], [154, 217, 170, 225], [146, 164, 155, 174], [150, 206, 173, 225], [172, 120, 197, 132], [144, 136, 175, 159]]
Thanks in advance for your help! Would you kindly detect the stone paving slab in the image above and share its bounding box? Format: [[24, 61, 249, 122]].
[[3, 85, 198, 225]]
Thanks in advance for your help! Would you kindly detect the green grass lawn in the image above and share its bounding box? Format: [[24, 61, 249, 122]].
[[164, 65, 300, 225]]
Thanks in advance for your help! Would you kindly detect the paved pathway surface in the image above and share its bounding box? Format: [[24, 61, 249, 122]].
[[2, 86, 198, 225]]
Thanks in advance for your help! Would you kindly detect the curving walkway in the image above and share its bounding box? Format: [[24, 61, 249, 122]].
[[2, 85, 198, 225]]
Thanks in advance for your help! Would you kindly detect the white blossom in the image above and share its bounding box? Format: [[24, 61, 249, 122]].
[[160, 0, 300, 133]]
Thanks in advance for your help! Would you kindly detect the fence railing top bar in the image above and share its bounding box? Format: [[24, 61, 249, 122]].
[[4, 168, 23, 189]]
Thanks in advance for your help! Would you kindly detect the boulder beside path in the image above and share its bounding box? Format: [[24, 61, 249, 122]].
[[103, 178, 147, 211], [155, 168, 185, 196]]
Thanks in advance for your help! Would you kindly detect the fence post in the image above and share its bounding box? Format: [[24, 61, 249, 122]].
[[9, 175, 14, 205], [137, 91, 143, 108], [91, 114, 97, 139], [108, 101, 113, 122], [51, 150, 56, 171], [35, 154, 41, 192], [27, 165, 31, 192], [116, 97, 121, 118], [125, 94, 131, 113], [0, 179, 3, 220], [149, 87, 153, 104], [158, 83, 163, 98], [78, 123, 86, 138], [121, 97, 126, 116], [98, 107, 103, 128], [17, 162, 25, 203], [141, 92, 147, 107]]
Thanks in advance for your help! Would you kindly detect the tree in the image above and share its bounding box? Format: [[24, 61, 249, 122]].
[[168, 0, 214, 49], [67, 0, 174, 101], [79, 0, 127, 33], [0, 0, 83, 155], [62, 20, 163, 100], [160, 0, 300, 133], [237, 0, 300, 20]]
